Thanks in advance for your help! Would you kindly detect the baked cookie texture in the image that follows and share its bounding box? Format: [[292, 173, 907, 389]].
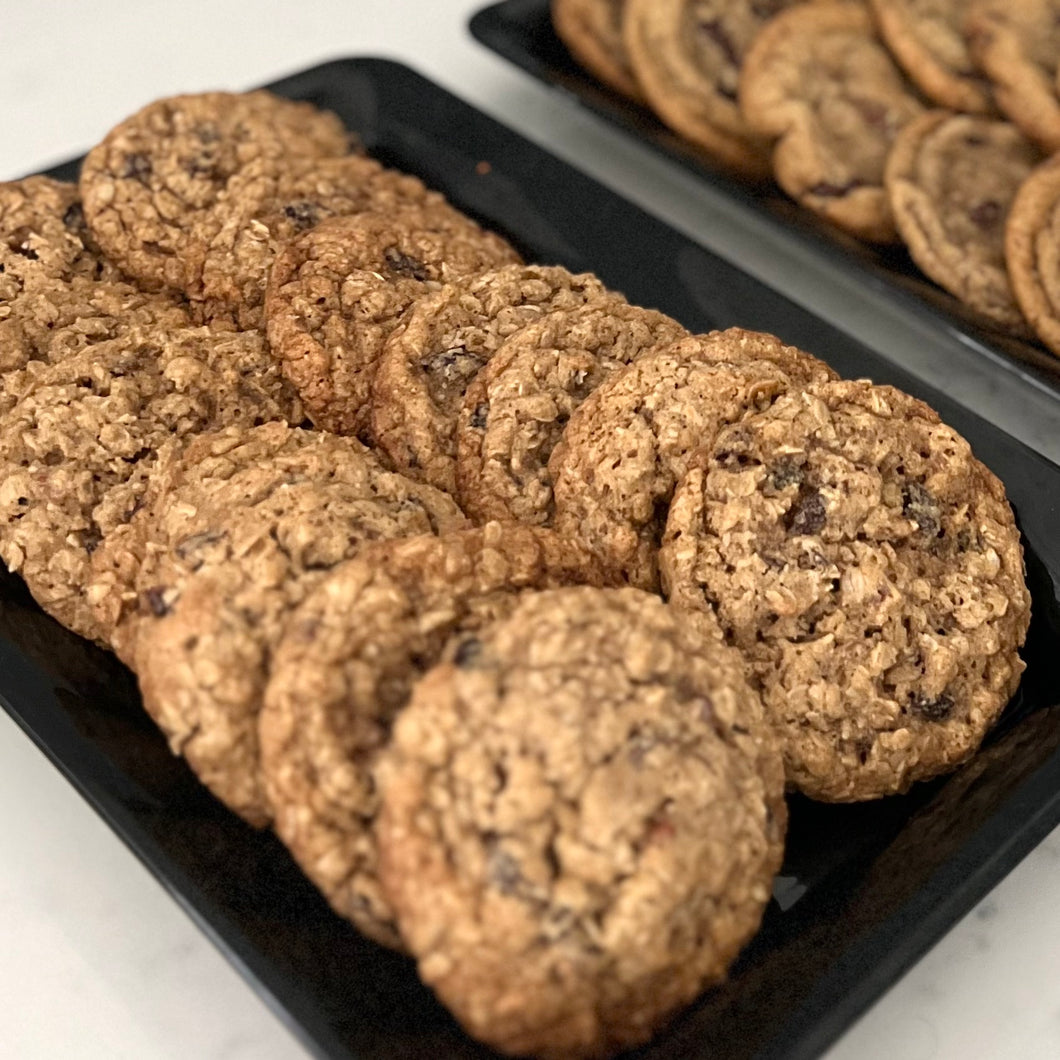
[[79, 91, 350, 296], [371, 264, 618, 494], [0, 327, 300, 643], [623, 0, 799, 178], [264, 208, 520, 438], [885, 110, 1040, 332], [966, 0, 1060, 152], [868, 0, 995, 114], [550, 329, 837, 589], [1005, 155, 1060, 357], [259, 525, 610, 947], [552, 0, 644, 100], [740, 1, 925, 242], [456, 301, 688, 526], [661, 380, 1030, 801], [377, 586, 786, 1060]]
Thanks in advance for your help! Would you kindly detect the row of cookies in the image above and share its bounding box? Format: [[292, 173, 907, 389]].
[[552, 0, 1060, 356]]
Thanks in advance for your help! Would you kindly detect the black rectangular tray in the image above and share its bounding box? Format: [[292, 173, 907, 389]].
[[470, 0, 1060, 405], [4, 56, 1060, 1060]]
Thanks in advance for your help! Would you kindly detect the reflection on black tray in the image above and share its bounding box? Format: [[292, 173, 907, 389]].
[[469, 0, 1060, 402], [4, 58, 1060, 1060]]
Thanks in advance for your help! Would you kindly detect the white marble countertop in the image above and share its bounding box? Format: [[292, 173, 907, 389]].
[[2, 2, 1059, 1058]]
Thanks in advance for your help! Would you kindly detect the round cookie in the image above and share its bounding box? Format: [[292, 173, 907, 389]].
[[264, 208, 521, 437], [376, 586, 786, 1060], [868, 0, 995, 114], [79, 90, 350, 295], [739, 1, 925, 242], [660, 379, 1031, 802], [552, 0, 644, 101], [550, 329, 837, 589], [455, 302, 688, 526], [1006, 154, 1060, 356], [259, 525, 611, 947], [0, 326, 300, 643], [885, 110, 1040, 332], [112, 423, 466, 827], [965, 0, 1060, 152], [371, 264, 619, 494], [201, 155, 452, 330], [623, 0, 801, 179]]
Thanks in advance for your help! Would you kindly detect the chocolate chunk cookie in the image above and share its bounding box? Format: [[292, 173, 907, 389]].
[[868, 0, 995, 114], [885, 110, 1040, 332], [740, 1, 925, 241], [371, 264, 619, 494], [376, 586, 786, 1059], [79, 91, 350, 296], [661, 379, 1031, 801], [624, 0, 802, 179], [455, 302, 688, 526], [111, 423, 466, 827], [0, 327, 300, 643], [201, 155, 450, 330], [1006, 154, 1060, 356], [264, 208, 520, 438], [259, 525, 610, 946], [550, 329, 837, 589], [966, 0, 1060, 152], [552, 0, 644, 101]]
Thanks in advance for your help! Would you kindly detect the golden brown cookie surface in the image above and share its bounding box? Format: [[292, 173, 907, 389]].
[[552, 0, 644, 100]]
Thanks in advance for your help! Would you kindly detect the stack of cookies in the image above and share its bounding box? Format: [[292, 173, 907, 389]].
[[0, 86, 1031, 1059], [554, 0, 1060, 357]]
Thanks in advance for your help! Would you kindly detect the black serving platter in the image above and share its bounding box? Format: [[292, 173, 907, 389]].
[[4, 57, 1060, 1060], [470, 0, 1060, 404]]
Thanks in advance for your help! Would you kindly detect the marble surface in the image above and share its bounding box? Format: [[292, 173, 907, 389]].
[[1, 2, 1059, 1058]]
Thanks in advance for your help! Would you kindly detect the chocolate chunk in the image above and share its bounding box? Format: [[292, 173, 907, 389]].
[[785, 488, 826, 535], [969, 201, 1002, 229], [469, 402, 489, 430], [903, 481, 941, 537], [452, 637, 483, 669], [61, 201, 86, 231], [143, 586, 172, 617], [909, 692, 954, 722], [121, 153, 153, 183], [487, 844, 523, 894], [283, 201, 321, 230], [768, 458, 804, 491], [383, 246, 429, 281]]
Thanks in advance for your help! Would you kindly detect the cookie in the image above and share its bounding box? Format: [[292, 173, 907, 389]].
[[740, 1, 925, 242], [370, 264, 618, 494], [264, 208, 521, 437], [0, 326, 300, 642], [79, 90, 350, 295], [550, 329, 837, 589], [200, 155, 450, 330], [552, 0, 644, 101], [110, 423, 466, 827], [660, 379, 1031, 801], [885, 110, 1040, 332], [1006, 154, 1060, 356], [868, 0, 995, 114], [376, 586, 786, 1059], [623, 0, 801, 179], [455, 302, 688, 526], [966, 0, 1060, 152], [259, 525, 610, 947]]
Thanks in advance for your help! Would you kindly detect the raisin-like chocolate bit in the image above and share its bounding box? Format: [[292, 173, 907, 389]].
[[80, 527, 103, 554], [423, 346, 488, 407], [174, 529, 227, 568], [909, 692, 955, 722], [121, 153, 153, 183], [452, 637, 483, 669], [469, 402, 489, 430], [143, 586, 172, 617], [785, 488, 826, 535], [61, 201, 86, 231], [283, 201, 321, 230], [903, 481, 941, 537], [969, 201, 1002, 229], [768, 458, 804, 491], [6, 227, 38, 259], [383, 246, 429, 281], [487, 844, 524, 894]]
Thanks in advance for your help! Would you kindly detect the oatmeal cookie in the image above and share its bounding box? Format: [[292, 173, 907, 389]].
[[371, 264, 618, 494], [112, 423, 466, 827], [550, 329, 837, 589], [552, 0, 644, 101], [455, 302, 688, 526], [623, 0, 802, 179], [377, 586, 786, 1060], [259, 525, 609, 947], [868, 0, 995, 114], [79, 91, 350, 295], [264, 208, 520, 437], [740, 1, 925, 241], [661, 379, 1031, 801], [885, 110, 1040, 332], [0, 327, 300, 643], [966, 0, 1060, 152]]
